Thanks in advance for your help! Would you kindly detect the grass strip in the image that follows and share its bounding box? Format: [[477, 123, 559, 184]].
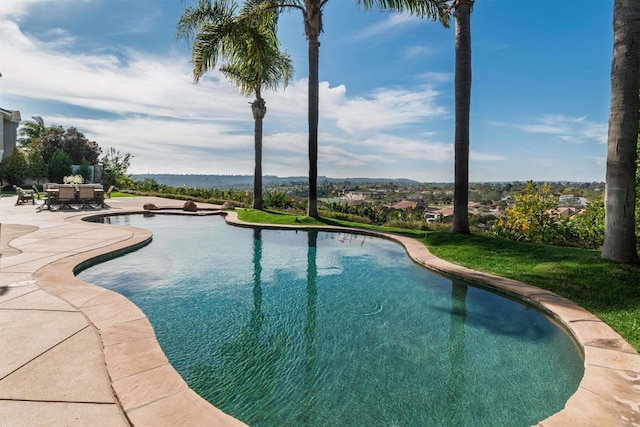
[[238, 209, 640, 351]]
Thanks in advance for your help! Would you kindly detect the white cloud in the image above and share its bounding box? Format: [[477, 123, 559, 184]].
[[415, 72, 453, 83], [470, 152, 506, 161], [401, 45, 435, 60], [321, 85, 447, 135], [353, 14, 422, 40], [0, 0, 44, 18], [489, 115, 607, 145]]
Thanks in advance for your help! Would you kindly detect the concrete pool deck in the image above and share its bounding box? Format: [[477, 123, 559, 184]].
[[0, 194, 638, 426]]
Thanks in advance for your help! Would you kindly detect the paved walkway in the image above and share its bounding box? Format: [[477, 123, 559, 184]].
[[1, 194, 639, 426]]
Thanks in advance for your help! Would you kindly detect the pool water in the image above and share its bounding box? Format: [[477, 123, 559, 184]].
[[78, 214, 583, 426]]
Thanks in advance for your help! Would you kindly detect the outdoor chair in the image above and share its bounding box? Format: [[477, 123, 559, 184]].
[[55, 186, 77, 210], [77, 185, 97, 209], [105, 185, 114, 198], [32, 185, 42, 200], [13, 185, 35, 205]]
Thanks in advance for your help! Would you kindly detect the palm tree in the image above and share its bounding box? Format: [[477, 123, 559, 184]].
[[601, 0, 640, 264], [257, 0, 449, 218], [177, 0, 293, 210], [18, 116, 46, 146], [450, 0, 473, 234]]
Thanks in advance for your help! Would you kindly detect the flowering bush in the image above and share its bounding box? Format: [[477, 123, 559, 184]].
[[63, 174, 84, 184]]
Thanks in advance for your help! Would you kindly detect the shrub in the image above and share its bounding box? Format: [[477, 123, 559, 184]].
[[492, 181, 560, 244], [1, 149, 28, 185], [264, 190, 293, 210]]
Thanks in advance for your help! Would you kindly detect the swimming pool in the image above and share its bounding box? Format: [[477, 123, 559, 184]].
[[78, 214, 583, 426]]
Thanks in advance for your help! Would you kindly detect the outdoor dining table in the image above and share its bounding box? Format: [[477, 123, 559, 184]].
[[38, 186, 104, 211]]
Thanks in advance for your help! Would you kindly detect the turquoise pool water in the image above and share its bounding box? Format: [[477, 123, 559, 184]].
[[79, 214, 583, 426]]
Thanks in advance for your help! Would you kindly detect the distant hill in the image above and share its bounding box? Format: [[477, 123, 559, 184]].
[[131, 174, 421, 189]]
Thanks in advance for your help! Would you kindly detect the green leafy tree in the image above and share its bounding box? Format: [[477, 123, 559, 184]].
[[77, 157, 92, 183], [571, 199, 606, 249], [450, 0, 474, 234], [33, 126, 101, 165], [26, 150, 47, 185], [177, 0, 293, 210], [34, 127, 65, 164], [493, 181, 559, 244], [100, 147, 132, 188], [254, 0, 449, 217], [18, 116, 46, 147], [602, 0, 640, 263], [1, 149, 28, 185], [47, 149, 72, 184], [62, 128, 101, 164]]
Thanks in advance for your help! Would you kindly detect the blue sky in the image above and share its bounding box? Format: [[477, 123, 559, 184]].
[[1, 0, 613, 182]]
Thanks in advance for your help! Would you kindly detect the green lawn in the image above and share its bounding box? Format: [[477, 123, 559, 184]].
[[237, 209, 640, 351]]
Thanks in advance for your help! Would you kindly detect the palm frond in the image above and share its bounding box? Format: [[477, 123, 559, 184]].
[[356, 0, 450, 27], [179, 0, 293, 93]]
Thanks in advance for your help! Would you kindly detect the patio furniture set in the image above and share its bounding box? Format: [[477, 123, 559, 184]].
[[15, 183, 115, 211]]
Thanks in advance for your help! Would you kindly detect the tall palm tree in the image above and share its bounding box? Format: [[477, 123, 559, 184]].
[[18, 116, 46, 147], [177, 0, 293, 210], [257, 0, 449, 218], [450, 0, 473, 234], [601, 0, 640, 264]]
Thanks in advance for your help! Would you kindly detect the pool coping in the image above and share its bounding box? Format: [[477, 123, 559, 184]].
[[2, 197, 639, 426]]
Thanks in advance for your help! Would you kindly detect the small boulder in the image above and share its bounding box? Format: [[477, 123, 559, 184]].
[[221, 201, 235, 210], [183, 200, 198, 212], [143, 203, 158, 210]]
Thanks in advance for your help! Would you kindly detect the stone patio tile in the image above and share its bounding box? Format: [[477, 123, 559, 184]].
[[537, 407, 599, 426], [0, 283, 39, 304], [0, 289, 74, 311], [0, 252, 66, 270], [73, 227, 134, 241], [104, 336, 169, 381], [584, 345, 640, 371], [0, 273, 34, 287], [556, 386, 640, 426], [81, 298, 147, 331], [25, 225, 91, 239], [100, 317, 156, 347], [0, 327, 115, 403], [579, 364, 640, 415], [0, 400, 128, 427], [112, 364, 188, 411], [570, 319, 638, 353], [49, 284, 110, 308], [127, 389, 247, 427], [0, 310, 87, 378], [81, 288, 134, 307], [534, 293, 600, 323], [18, 238, 106, 254]]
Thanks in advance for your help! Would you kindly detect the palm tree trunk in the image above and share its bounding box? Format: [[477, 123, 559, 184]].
[[307, 36, 320, 218], [451, 0, 473, 234], [253, 116, 264, 210], [252, 97, 267, 210], [602, 0, 640, 264], [304, 1, 322, 219]]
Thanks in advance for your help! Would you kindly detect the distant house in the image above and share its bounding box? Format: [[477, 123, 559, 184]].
[[558, 207, 584, 218], [389, 199, 419, 210], [1, 108, 21, 160]]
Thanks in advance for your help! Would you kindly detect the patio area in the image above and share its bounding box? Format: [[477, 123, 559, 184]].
[[0, 194, 638, 426]]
